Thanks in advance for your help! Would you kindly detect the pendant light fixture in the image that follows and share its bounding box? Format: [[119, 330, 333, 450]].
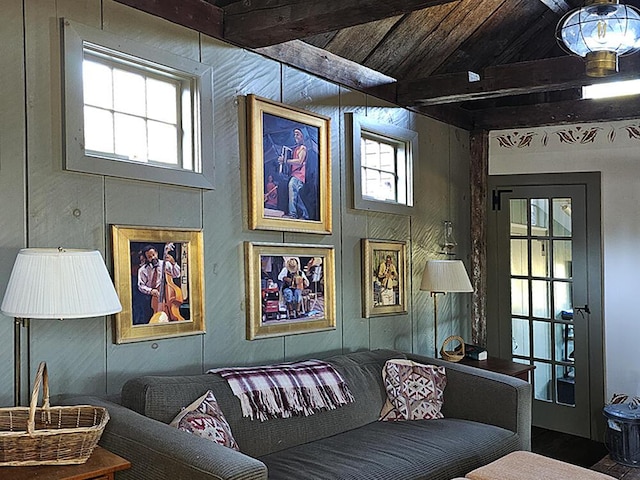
[[557, 0, 640, 77]]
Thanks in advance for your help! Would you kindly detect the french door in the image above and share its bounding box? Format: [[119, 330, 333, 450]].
[[487, 174, 603, 439]]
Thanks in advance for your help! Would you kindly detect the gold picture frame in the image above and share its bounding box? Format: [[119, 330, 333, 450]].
[[111, 225, 205, 344], [247, 94, 332, 234], [245, 241, 336, 340], [362, 239, 408, 318]]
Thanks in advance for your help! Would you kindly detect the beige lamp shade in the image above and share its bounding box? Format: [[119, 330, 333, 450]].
[[420, 259, 473, 293], [1, 248, 122, 318]]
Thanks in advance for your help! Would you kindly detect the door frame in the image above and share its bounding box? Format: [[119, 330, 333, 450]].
[[487, 172, 604, 440]]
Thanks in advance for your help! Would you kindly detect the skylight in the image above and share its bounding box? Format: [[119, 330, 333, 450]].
[[583, 79, 640, 99]]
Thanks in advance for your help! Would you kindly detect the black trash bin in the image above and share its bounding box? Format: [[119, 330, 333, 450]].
[[604, 403, 640, 467]]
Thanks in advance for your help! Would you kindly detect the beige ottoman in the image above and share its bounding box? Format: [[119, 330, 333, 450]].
[[463, 451, 617, 480]]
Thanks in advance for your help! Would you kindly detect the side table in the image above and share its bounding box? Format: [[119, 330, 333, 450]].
[[0, 446, 131, 480], [459, 356, 535, 382]]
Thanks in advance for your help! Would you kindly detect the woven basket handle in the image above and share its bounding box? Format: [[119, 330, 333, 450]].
[[27, 361, 51, 434]]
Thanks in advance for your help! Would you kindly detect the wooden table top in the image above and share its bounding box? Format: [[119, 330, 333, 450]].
[[0, 446, 131, 480], [458, 356, 536, 377]]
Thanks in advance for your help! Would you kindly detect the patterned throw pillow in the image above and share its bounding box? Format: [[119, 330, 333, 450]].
[[169, 390, 239, 450], [379, 359, 447, 422]]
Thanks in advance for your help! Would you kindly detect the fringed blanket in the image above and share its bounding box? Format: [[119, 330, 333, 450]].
[[208, 360, 354, 421]]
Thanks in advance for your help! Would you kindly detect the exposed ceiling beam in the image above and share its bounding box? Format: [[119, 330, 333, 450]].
[[223, 0, 459, 48], [474, 96, 640, 130], [113, 0, 224, 38], [257, 40, 473, 130], [537, 0, 571, 14], [398, 55, 640, 106]]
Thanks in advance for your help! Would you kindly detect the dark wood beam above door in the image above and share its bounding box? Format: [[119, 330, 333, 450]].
[[222, 0, 459, 48], [398, 55, 640, 106]]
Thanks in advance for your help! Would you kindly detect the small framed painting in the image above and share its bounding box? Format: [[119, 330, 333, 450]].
[[111, 225, 205, 343], [247, 94, 332, 234], [362, 239, 408, 318], [245, 241, 336, 340]]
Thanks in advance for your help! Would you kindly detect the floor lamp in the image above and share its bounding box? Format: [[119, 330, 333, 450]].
[[0, 248, 122, 406], [420, 259, 473, 358]]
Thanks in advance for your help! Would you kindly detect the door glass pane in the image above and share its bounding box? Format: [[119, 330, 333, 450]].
[[531, 199, 549, 236], [553, 281, 573, 320], [510, 239, 528, 276], [511, 279, 529, 316], [512, 317, 530, 356], [510, 199, 527, 236], [553, 240, 572, 279], [533, 320, 551, 360], [531, 280, 550, 318], [531, 239, 550, 277], [555, 323, 574, 362], [553, 198, 572, 237], [534, 361, 553, 401], [556, 365, 575, 406]]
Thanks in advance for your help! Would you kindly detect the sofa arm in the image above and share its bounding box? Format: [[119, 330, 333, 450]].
[[405, 353, 532, 450], [58, 395, 268, 480]]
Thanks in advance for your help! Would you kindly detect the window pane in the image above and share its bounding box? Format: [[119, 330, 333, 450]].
[[83, 60, 112, 109], [380, 172, 396, 201], [363, 139, 380, 168], [533, 320, 551, 360], [531, 240, 550, 277], [113, 69, 146, 117], [553, 240, 572, 279], [531, 199, 549, 236], [510, 199, 527, 236], [148, 121, 178, 164], [555, 323, 574, 362], [534, 361, 553, 401], [556, 364, 575, 406], [147, 77, 177, 123], [531, 280, 550, 318], [553, 198, 572, 237], [114, 113, 147, 161], [510, 239, 528, 276], [84, 106, 114, 154], [553, 281, 573, 320], [379, 143, 395, 172], [511, 278, 529, 316], [512, 317, 530, 356]]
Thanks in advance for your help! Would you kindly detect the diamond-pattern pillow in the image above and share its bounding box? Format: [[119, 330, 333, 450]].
[[379, 359, 447, 421], [170, 390, 240, 450]]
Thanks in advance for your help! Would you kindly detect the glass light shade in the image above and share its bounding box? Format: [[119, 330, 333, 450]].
[[1, 248, 122, 319], [557, 1, 640, 76], [420, 260, 473, 293]]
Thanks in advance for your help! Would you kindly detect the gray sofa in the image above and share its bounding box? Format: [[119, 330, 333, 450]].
[[62, 349, 531, 480]]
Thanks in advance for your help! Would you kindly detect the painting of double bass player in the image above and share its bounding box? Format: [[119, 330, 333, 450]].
[[131, 241, 190, 325]]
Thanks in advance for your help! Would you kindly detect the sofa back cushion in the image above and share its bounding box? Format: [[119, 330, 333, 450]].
[[121, 349, 405, 458]]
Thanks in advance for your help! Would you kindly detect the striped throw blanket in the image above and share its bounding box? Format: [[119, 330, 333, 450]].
[[208, 360, 354, 421]]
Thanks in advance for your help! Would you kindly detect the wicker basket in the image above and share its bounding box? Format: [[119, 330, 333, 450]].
[[440, 335, 465, 362], [0, 362, 109, 466]]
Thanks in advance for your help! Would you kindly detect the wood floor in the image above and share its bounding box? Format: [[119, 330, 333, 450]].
[[531, 426, 609, 468]]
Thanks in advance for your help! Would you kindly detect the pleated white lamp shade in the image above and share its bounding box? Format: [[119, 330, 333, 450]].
[[1, 248, 122, 319], [420, 259, 473, 293]]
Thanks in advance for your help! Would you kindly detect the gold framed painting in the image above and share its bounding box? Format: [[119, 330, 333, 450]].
[[247, 94, 332, 234], [245, 241, 336, 340], [111, 225, 205, 344], [362, 239, 408, 318]]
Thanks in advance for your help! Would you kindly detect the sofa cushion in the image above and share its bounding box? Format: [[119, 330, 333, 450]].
[[169, 390, 239, 451], [379, 359, 446, 421], [259, 418, 521, 480]]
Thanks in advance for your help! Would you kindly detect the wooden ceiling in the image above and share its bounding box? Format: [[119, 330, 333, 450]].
[[115, 0, 640, 130]]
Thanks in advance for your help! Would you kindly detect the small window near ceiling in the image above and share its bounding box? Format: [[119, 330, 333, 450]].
[[347, 113, 416, 214], [62, 19, 214, 189]]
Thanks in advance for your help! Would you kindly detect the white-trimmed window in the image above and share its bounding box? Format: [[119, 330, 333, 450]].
[[62, 19, 214, 189], [348, 114, 416, 213]]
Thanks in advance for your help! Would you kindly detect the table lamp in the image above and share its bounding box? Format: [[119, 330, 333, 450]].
[[420, 259, 473, 357], [1, 248, 122, 405]]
